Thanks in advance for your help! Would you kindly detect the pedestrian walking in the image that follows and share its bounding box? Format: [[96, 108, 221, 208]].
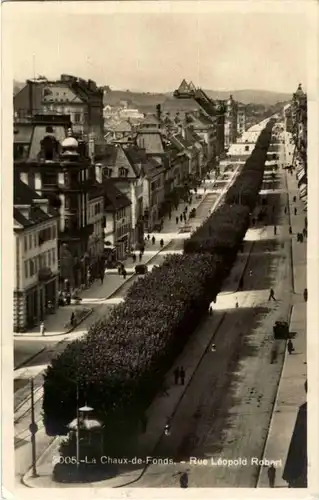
[[287, 339, 294, 355], [303, 227, 307, 238], [180, 366, 185, 385], [239, 276, 244, 290], [117, 263, 122, 275], [185, 206, 188, 212], [289, 226, 292, 234], [208, 305, 213, 315], [40, 321, 45, 336], [268, 288, 276, 301], [70, 311, 75, 327], [297, 233, 300, 242], [132, 253, 136, 263], [284, 206, 287, 214], [180, 214, 183, 222], [139, 252, 142, 262], [268, 464, 276, 488], [151, 236, 155, 245], [147, 233, 150, 241], [173, 367, 180, 385], [293, 196, 296, 202], [235, 298, 239, 308], [176, 216, 179, 225], [122, 268, 127, 279], [274, 225, 277, 236], [180, 472, 189, 488], [303, 288, 308, 302], [160, 238, 164, 248], [294, 207, 297, 216]]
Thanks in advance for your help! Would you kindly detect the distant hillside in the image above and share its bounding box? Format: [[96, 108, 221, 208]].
[[103, 87, 291, 112], [203, 89, 291, 106]]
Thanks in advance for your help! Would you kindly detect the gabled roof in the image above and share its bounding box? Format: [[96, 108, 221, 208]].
[[103, 180, 131, 212], [177, 79, 190, 93]]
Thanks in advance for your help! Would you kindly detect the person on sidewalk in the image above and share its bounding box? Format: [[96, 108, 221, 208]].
[[40, 321, 45, 336], [70, 311, 75, 327], [180, 214, 183, 222], [122, 268, 127, 279], [147, 234, 150, 241], [294, 207, 297, 216], [268, 288, 276, 301], [268, 464, 276, 487], [289, 226, 292, 235], [284, 206, 287, 214], [173, 367, 180, 385], [287, 339, 294, 355], [180, 472, 189, 488], [117, 263, 122, 275], [239, 276, 244, 291], [160, 239, 164, 248], [235, 298, 239, 308], [176, 216, 179, 225], [151, 236, 155, 245], [303, 288, 308, 302], [180, 366, 185, 385], [293, 195, 296, 202], [303, 227, 307, 238], [208, 305, 213, 315], [274, 225, 277, 236], [139, 252, 143, 262], [100, 272, 104, 285]]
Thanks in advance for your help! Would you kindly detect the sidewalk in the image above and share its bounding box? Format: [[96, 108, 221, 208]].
[[14, 194, 207, 340], [257, 133, 307, 488], [23, 234, 254, 488]]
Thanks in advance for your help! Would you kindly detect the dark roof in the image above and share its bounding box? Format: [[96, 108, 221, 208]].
[[14, 205, 53, 228], [123, 146, 146, 176], [103, 180, 131, 212], [14, 177, 42, 205]]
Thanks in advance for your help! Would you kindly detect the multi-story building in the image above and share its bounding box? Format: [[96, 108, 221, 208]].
[[14, 114, 105, 288], [103, 180, 132, 260], [224, 95, 238, 149], [14, 75, 104, 140], [290, 84, 307, 209], [237, 103, 246, 137], [14, 177, 59, 331]]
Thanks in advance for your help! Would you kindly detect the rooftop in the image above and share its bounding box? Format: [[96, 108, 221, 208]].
[[103, 179, 131, 212]]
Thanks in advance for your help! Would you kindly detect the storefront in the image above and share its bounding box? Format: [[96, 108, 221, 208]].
[[117, 234, 129, 260]]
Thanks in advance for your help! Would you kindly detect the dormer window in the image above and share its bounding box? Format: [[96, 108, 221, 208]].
[[39, 135, 59, 161], [119, 167, 128, 177]]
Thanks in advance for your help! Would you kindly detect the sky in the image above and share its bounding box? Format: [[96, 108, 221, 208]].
[[6, 1, 310, 94]]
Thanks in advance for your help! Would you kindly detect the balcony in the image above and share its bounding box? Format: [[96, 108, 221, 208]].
[[60, 224, 94, 242]]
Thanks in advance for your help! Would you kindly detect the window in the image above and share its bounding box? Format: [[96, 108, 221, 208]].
[[74, 113, 81, 123], [24, 261, 28, 279], [119, 168, 128, 178], [33, 233, 38, 247], [48, 250, 52, 266], [52, 249, 56, 265], [94, 202, 101, 216], [52, 224, 57, 239], [24, 236, 28, 252], [29, 259, 35, 276], [29, 235, 33, 250]]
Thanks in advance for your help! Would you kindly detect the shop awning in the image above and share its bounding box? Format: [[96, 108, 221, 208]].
[[299, 184, 307, 199]]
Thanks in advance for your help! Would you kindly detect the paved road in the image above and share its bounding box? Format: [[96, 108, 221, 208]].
[[14, 164, 241, 485], [123, 134, 295, 487]]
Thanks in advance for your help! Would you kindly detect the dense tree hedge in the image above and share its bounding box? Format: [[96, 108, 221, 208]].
[[43, 120, 274, 441]]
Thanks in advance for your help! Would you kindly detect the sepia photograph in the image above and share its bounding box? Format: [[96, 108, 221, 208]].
[[2, 0, 318, 496]]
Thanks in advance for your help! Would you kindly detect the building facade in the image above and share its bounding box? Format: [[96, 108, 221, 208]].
[[224, 95, 238, 149], [237, 103, 246, 137], [14, 114, 105, 289], [14, 178, 59, 331], [103, 180, 132, 260], [14, 75, 104, 140]]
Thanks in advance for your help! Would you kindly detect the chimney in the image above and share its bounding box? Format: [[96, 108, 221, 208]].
[[28, 80, 33, 116], [88, 134, 95, 164], [156, 104, 161, 122]]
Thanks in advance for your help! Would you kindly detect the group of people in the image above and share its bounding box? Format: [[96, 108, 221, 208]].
[[176, 206, 189, 225], [173, 366, 186, 385]]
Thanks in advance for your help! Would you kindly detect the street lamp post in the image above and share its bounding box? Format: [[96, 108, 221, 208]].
[[29, 378, 39, 477]]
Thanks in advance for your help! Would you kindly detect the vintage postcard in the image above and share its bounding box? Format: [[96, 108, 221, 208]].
[[1, 0, 318, 498]]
